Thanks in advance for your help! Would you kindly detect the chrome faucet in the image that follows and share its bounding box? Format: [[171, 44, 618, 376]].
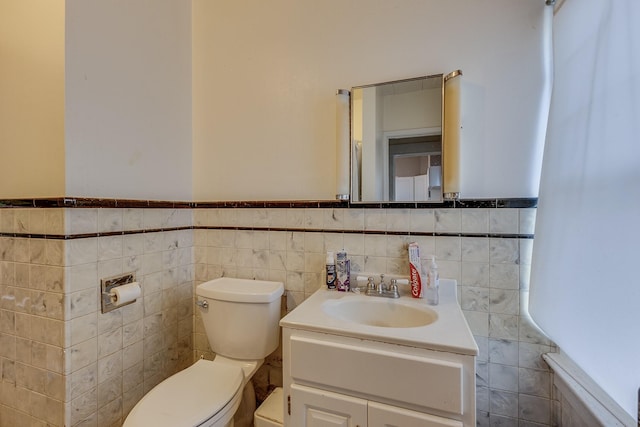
[[376, 274, 386, 294], [365, 274, 400, 299]]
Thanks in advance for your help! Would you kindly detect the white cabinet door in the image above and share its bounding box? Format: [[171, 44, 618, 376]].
[[368, 401, 463, 427], [290, 384, 368, 427]]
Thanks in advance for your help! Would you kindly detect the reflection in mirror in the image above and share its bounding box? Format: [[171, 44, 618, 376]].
[[351, 75, 443, 203]]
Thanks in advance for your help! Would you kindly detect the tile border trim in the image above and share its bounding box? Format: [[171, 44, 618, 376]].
[[0, 197, 538, 209], [0, 226, 534, 240]]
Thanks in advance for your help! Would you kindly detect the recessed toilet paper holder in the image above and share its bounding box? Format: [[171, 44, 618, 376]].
[[101, 272, 138, 314]]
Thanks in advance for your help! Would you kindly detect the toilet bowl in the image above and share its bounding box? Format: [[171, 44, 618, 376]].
[[124, 358, 246, 427], [123, 278, 284, 427]]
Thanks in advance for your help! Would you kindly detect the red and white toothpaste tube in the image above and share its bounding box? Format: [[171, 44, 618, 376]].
[[408, 242, 423, 298]]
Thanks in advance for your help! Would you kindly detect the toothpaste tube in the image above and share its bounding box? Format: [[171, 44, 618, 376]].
[[408, 242, 423, 298]]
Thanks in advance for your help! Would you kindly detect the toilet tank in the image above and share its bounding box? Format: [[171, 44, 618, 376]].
[[196, 278, 284, 360]]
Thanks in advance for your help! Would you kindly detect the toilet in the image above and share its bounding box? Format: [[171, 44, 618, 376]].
[[124, 277, 284, 427]]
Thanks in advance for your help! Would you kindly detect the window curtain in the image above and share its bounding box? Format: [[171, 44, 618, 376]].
[[529, 0, 640, 420]]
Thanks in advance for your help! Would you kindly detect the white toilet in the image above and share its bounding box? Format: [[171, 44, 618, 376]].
[[124, 277, 284, 427]]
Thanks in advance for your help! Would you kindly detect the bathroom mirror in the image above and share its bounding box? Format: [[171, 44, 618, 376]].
[[351, 74, 444, 203]]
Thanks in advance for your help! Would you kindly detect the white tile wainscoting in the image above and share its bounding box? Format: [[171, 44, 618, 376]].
[[0, 208, 194, 426], [0, 202, 557, 426]]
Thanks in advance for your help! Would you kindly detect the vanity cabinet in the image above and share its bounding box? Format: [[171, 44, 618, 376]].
[[282, 328, 475, 427]]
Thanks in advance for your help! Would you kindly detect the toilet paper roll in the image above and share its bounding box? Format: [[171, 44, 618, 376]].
[[110, 282, 141, 306]]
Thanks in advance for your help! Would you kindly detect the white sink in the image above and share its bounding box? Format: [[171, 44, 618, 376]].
[[280, 279, 478, 355], [322, 298, 438, 328]]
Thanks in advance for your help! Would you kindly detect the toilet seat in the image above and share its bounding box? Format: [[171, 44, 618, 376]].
[[124, 359, 244, 427]]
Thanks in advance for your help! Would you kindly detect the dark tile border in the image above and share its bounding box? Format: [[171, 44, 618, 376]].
[[0, 226, 534, 241], [0, 197, 537, 209], [199, 226, 534, 239], [0, 197, 537, 240], [0, 226, 194, 240]]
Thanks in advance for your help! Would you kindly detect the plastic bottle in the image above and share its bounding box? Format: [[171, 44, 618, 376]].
[[326, 251, 336, 289], [336, 250, 350, 292], [426, 256, 439, 305]]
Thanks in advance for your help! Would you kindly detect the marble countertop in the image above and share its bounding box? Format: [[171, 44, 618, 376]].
[[281, 279, 478, 356]]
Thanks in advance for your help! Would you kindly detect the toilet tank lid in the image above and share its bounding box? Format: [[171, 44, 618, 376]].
[[197, 278, 284, 303]]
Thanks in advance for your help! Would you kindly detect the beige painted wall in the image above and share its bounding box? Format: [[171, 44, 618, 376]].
[[0, 0, 65, 198], [192, 0, 549, 201], [1, 1, 548, 202], [0, 1, 192, 201], [65, 0, 193, 200]]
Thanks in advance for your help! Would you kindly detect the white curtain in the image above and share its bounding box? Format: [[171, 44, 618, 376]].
[[530, 0, 640, 421]]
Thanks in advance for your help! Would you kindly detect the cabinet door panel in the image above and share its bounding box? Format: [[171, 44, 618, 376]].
[[291, 384, 367, 427], [368, 401, 463, 427]]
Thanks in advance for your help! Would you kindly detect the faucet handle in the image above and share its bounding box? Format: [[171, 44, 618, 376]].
[[366, 277, 376, 291], [365, 277, 376, 296], [389, 279, 400, 298]]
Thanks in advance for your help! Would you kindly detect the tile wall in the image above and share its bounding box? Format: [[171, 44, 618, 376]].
[[0, 208, 194, 427], [0, 209, 66, 427], [192, 206, 558, 426], [0, 201, 557, 427]]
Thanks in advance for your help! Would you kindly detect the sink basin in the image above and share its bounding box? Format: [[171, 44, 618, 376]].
[[281, 281, 478, 355], [322, 298, 438, 328]]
